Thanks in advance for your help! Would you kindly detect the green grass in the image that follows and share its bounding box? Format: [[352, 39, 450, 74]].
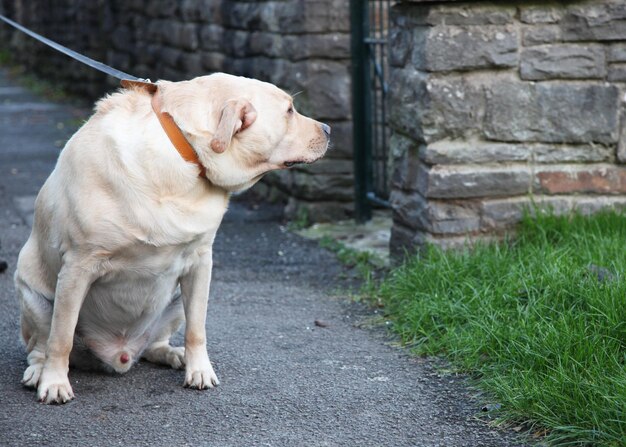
[[377, 210, 626, 446]]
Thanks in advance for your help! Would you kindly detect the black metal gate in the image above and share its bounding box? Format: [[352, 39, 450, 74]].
[[350, 0, 392, 222]]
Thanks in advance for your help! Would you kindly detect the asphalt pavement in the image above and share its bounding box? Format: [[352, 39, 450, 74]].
[[0, 68, 528, 447]]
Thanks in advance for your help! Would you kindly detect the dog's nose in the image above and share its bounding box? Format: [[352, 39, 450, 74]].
[[321, 123, 331, 137]]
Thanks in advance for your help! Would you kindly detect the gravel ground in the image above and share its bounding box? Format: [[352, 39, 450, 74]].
[[0, 68, 529, 447]]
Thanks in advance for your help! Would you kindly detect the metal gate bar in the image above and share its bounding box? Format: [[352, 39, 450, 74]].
[[351, 0, 391, 222]]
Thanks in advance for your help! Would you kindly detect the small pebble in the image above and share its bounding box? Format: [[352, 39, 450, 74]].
[[481, 403, 502, 412]]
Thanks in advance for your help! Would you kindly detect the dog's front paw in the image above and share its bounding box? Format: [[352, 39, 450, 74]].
[[184, 361, 219, 390], [22, 363, 44, 388], [37, 368, 74, 404]]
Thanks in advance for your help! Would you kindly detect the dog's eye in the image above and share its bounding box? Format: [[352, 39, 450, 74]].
[[287, 106, 294, 115]]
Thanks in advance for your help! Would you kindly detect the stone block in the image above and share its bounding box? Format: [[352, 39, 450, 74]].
[[201, 51, 225, 72], [223, 0, 348, 34], [179, 52, 204, 77], [390, 189, 424, 230], [147, 19, 175, 43], [293, 159, 353, 176], [248, 32, 283, 58], [178, 23, 199, 51], [533, 144, 613, 164], [520, 44, 606, 80], [160, 46, 181, 68], [285, 198, 353, 223], [520, 6, 563, 24], [394, 3, 515, 26], [291, 171, 354, 201], [222, 29, 250, 57], [535, 164, 626, 194], [111, 25, 132, 51], [481, 196, 570, 229], [145, 0, 178, 19], [608, 63, 626, 82], [570, 196, 626, 215], [522, 25, 562, 46], [609, 44, 626, 62], [300, 0, 350, 33], [418, 140, 606, 165], [419, 140, 608, 165], [389, 223, 420, 260], [158, 67, 187, 82], [618, 114, 626, 163], [390, 132, 421, 191], [199, 25, 223, 52], [264, 169, 293, 189], [391, 190, 480, 234], [562, 3, 626, 41], [417, 164, 532, 199], [388, 68, 428, 141], [162, 67, 187, 82], [420, 140, 530, 165], [283, 33, 350, 61], [137, 43, 160, 66], [484, 82, 619, 144], [481, 197, 529, 230], [482, 195, 626, 230], [389, 69, 485, 143], [180, 0, 203, 22], [197, 0, 223, 23], [288, 60, 351, 121], [389, 27, 412, 68], [222, 2, 266, 31], [227, 57, 286, 87], [414, 25, 518, 72]]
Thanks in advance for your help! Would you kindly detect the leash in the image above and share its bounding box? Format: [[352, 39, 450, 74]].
[[0, 14, 207, 177]]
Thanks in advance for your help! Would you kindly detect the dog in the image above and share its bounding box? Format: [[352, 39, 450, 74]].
[[14, 73, 330, 404]]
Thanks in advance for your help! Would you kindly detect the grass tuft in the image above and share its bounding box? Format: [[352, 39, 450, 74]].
[[377, 210, 626, 446]]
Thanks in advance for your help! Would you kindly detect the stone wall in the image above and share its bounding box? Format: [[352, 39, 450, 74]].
[[0, 0, 354, 222], [0, 0, 112, 97], [389, 0, 626, 256]]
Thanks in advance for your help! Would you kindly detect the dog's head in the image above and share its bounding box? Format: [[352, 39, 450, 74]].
[[158, 73, 331, 192]]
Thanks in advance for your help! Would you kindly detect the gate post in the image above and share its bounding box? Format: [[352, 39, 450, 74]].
[[350, 0, 372, 222]]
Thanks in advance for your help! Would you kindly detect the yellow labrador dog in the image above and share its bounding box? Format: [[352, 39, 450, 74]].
[[15, 73, 330, 404]]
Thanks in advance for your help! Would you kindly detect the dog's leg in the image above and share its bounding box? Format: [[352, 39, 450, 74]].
[[37, 262, 95, 404], [142, 295, 185, 369], [180, 256, 219, 389], [18, 286, 53, 388], [20, 314, 49, 388]]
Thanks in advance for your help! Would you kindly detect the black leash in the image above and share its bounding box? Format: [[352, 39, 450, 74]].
[[0, 14, 144, 82]]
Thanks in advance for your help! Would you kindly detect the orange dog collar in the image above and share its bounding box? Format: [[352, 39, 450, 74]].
[[121, 79, 206, 178]]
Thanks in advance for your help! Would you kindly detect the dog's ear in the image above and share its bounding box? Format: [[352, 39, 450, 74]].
[[210, 99, 257, 154]]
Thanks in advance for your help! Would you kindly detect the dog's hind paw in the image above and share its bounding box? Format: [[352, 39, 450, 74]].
[[143, 345, 185, 370], [165, 347, 185, 370], [22, 364, 43, 388]]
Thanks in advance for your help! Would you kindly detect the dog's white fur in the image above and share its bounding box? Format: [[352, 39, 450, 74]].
[[15, 73, 329, 404]]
